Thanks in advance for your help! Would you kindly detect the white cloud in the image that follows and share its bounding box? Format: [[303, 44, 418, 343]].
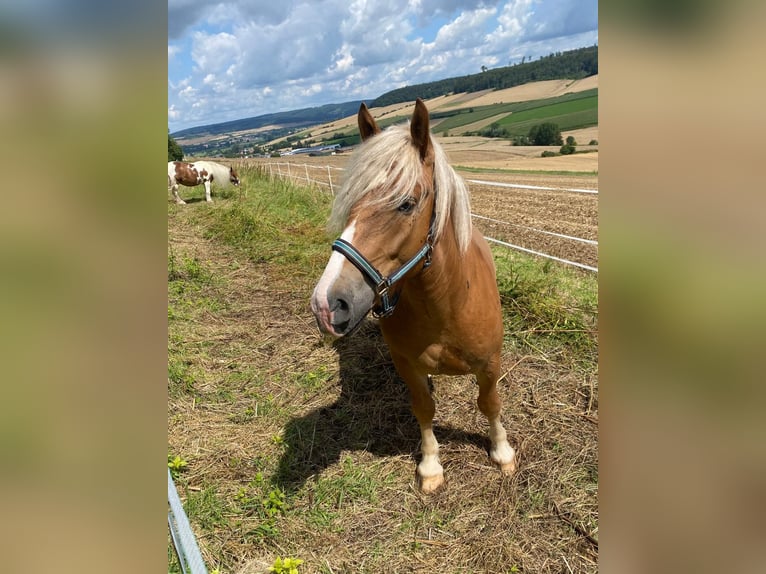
[[431, 7, 497, 51], [168, 0, 597, 131], [191, 31, 241, 75]]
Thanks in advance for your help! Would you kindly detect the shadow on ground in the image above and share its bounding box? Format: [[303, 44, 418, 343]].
[[274, 320, 491, 493]]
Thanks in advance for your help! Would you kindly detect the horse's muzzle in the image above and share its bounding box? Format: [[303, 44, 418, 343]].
[[310, 277, 374, 338]]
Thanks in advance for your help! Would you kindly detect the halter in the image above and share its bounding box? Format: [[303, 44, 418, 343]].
[[331, 189, 437, 319]]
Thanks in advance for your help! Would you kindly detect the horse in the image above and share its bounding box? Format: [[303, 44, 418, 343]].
[[310, 99, 516, 493], [167, 160, 240, 204]]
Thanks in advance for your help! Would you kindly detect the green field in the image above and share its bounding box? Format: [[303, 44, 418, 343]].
[[432, 89, 598, 134]]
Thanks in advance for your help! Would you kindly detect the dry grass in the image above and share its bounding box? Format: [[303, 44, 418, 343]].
[[168, 170, 597, 573]]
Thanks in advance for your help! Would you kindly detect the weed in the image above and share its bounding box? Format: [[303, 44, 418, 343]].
[[168, 454, 189, 478], [268, 556, 304, 574], [229, 405, 256, 424], [311, 456, 379, 509], [167, 355, 196, 396], [297, 365, 332, 393], [184, 486, 229, 530], [262, 487, 286, 517]]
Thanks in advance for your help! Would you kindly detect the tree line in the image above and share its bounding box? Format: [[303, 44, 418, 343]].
[[371, 45, 597, 108]]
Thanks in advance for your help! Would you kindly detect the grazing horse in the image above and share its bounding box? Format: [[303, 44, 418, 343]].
[[310, 99, 516, 493], [167, 160, 240, 204]]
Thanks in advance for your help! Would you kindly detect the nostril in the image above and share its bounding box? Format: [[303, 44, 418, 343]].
[[331, 297, 349, 313]]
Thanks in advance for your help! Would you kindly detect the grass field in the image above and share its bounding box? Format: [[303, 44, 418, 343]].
[[168, 166, 598, 573], [431, 89, 597, 135]]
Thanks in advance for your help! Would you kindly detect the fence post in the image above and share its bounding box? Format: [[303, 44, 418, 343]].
[[327, 166, 334, 195], [305, 164, 310, 187], [287, 162, 292, 182]]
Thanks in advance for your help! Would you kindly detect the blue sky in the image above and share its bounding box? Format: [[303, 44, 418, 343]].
[[168, 0, 597, 132]]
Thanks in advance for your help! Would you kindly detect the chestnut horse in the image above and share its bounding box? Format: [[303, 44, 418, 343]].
[[167, 160, 240, 204], [310, 99, 516, 492]]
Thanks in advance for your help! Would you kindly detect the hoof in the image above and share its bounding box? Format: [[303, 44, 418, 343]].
[[418, 473, 444, 494], [175, 199, 186, 205], [491, 443, 517, 475], [499, 459, 517, 475]]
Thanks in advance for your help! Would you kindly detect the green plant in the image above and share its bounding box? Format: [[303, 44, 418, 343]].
[[168, 454, 188, 478], [297, 365, 332, 392], [269, 557, 304, 574], [262, 487, 286, 517]]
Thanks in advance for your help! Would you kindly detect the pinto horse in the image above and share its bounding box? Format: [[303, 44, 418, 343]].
[[310, 99, 516, 492], [167, 160, 240, 204]]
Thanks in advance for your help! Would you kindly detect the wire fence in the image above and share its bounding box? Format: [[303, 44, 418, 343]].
[[261, 161, 598, 272]]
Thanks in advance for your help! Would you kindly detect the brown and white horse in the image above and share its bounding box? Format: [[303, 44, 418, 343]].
[[167, 160, 240, 204], [310, 99, 516, 493]]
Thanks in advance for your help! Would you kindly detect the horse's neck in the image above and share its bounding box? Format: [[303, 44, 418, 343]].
[[403, 222, 468, 308]]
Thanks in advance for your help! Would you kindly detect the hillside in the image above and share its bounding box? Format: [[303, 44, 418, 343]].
[[371, 45, 597, 107], [280, 76, 597, 149], [173, 46, 598, 158]]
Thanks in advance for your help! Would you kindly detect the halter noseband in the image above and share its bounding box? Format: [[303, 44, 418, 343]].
[[331, 190, 437, 319]]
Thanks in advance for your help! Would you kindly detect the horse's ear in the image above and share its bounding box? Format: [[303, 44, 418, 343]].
[[358, 103, 380, 141], [410, 98, 431, 162]]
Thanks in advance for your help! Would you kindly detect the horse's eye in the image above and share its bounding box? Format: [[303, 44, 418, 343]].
[[398, 198, 416, 214]]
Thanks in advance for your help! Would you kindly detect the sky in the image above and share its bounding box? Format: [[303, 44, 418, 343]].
[[168, 0, 597, 132]]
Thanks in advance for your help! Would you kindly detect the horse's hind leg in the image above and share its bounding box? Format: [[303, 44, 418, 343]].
[[393, 355, 444, 493], [204, 181, 213, 203], [477, 361, 516, 474]]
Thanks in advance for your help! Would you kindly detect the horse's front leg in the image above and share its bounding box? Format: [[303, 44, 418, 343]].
[[477, 361, 516, 474], [392, 354, 444, 493], [171, 184, 186, 205]]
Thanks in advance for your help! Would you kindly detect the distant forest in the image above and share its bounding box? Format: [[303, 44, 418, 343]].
[[172, 100, 364, 139], [370, 45, 598, 107]]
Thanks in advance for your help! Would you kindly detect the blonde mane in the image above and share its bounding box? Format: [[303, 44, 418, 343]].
[[329, 124, 473, 253]]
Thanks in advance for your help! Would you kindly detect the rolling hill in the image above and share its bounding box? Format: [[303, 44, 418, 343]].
[[172, 45, 598, 158]]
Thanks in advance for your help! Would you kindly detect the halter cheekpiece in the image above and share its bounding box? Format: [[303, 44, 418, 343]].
[[331, 188, 437, 319]]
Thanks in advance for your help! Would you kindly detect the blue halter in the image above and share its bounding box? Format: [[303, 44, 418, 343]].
[[331, 192, 436, 319]]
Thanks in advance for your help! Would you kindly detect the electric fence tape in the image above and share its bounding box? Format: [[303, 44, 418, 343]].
[[168, 469, 208, 574]]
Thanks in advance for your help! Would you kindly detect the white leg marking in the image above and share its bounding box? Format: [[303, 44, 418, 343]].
[[418, 427, 444, 493], [172, 184, 185, 205], [488, 416, 516, 473]]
